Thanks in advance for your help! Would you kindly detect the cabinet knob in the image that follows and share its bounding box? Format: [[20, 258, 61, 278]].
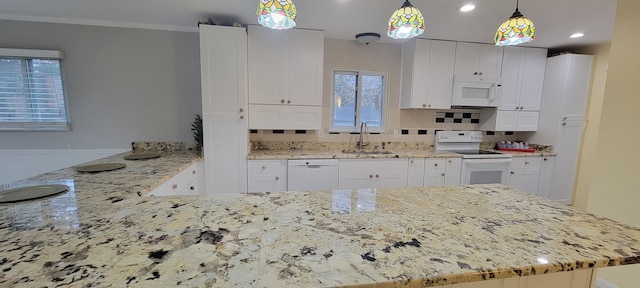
[[473, 72, 478, 75], [190, 186, 195, 190], [525, 161, 530, 165], [281, 99, 286, 104], [434, 163, 438, 167], [543, 158, 548, 161], [369, 174, 373, 179], [510, 171, 515, 175], [275, 176, 280, 180], [239, 108, 244, 112], [287, 100, 291, 104], [262, 166, 266, 169], [240, 115, 244, 119], [478, 72, 483, 75], [172, 184, 178, 189], [448, 160, 452, 163], [192, 170, 196, 175], [410, 159, 414, 164], [427, 104, 431, 108], [562, 122, 567, 126], [422, 104, 427, 108], [441, 173, 445, 176], [375, 174, 380, 178]]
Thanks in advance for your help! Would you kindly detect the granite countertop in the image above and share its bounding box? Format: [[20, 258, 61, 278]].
[[247, 148, 556, 160], [2, 153, 639, 287]]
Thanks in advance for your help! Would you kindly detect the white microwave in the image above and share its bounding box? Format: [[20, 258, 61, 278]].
[[451, 75, 502, 107]]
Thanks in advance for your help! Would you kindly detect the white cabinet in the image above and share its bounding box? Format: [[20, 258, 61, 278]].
[[537, 156, 556, 199], [454, 42, 504, 78], [339, 159, 408, 189], [507, 157, 542, 195], [431, 269, 593, 288], [247, 160, 287, 192], [407, 157, 461, 187], [479, 47, 547, 132], [400, 39, 457, 109], [200, 25, 248, 194], [247, 25, 324, 130], [148, 161, 203, 196], [525, 54, 594, 204]]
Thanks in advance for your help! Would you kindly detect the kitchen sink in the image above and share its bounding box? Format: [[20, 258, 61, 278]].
[[341, 150, 396, 155]]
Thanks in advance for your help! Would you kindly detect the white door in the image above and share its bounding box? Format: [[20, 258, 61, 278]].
[[537, 156, 555, 199], [407, 158, 426, 187], [247, 25, 285, 105], [508, 169, 540, 195], [444, 158, 462, 186], [519, 48, 547, 111], [286, 29, 323, 106], [426, 40, 456, 109], [203, 114, 247, 194]]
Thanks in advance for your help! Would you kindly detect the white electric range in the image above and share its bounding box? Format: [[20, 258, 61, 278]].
[[436, 131, 512, 185]]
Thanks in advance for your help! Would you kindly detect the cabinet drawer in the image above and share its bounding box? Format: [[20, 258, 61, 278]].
[[510, 157, 542, 170], [247, 160, 286, 175], [424, 159, 446, 172]]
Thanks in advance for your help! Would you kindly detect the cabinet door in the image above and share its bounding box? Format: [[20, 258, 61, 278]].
[[537, 156, 555, 199], [519, 48, 547, 111], [500, 47, 524, 111], [454, 42, 480, 76], [426, 40, 456, 109], [444, 158, 462, 186], [247, 160, 287, 192], [247, 25, 285, 105], [508, 168, 540, 195], [561, 55, 593, 120], [375, 171, 409, 188], [339, 172, 375, 189], [495, 110, 518, 131], [248, 104, 322, 130], [286, 29, 323, 106], [424, 159, 446, 186], [407, 158, 426, 187], [478, 44, 504, 78], [516, 111, 539, 131], [551, 120, 585, 204], [400, 39, 428, 109], [203, 115, 247, 194], [455, 42, 503, 78]]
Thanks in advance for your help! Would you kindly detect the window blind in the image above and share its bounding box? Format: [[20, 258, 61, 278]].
[[0, 48, 70, 131]]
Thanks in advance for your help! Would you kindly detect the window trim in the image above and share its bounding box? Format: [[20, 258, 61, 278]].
[[0, 48, 70, 132], [330, 69, 388, 133]]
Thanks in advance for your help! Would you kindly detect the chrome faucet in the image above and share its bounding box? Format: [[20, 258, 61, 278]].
[[358, 121, 367, 150]]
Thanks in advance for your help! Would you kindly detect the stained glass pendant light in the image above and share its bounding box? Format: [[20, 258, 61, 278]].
[[494, 0, 535, 46], [257, 0, 297, 30], [388, 0, 425, 39]]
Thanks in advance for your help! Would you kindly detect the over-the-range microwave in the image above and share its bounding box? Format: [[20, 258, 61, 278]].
[[451, 75, 502, 107]]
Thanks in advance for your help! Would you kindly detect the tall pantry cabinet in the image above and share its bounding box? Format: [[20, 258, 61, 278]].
[[525, 54, 594, 204], [200, 25, 248, 194]]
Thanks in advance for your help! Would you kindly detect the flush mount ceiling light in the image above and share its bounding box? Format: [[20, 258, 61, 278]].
[[570, 32, 585, 38], [257, 0, 297, 30], [494, 0, 535, 46], [388, 0, 425, 39], [355, 33, 381, 45], [460, 4, 476, 12]]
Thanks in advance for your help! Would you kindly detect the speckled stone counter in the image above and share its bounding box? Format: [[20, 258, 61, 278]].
[[247, 148, 555, 160], [1, 154, 638, 287]]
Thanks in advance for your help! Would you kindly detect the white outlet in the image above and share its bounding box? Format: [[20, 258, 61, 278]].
[[393, 129, 400, 138], [316, 129, 324, 138]]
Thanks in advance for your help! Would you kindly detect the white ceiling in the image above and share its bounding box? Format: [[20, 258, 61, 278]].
[[0, 0, 617, 49]]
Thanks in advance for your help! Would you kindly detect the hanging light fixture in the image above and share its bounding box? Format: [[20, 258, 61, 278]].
[[257, 0, 297, 30], [388, 0, 425, 39], [494, 0, 535, 46]]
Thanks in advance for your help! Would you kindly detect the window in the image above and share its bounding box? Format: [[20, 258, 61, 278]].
[[0, 48, 70, 131], [332, 70, 387, 132]]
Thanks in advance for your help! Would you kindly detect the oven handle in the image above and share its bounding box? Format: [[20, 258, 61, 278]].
[[463, 158, 512, 165]]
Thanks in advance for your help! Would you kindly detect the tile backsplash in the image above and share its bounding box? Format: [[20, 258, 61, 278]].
[[249, 108, 521, 147]]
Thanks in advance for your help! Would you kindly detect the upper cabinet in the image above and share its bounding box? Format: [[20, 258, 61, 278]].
[[247, 25, 324, 129], [479, 46, 547, 132], [499, 47, 547, 111], [454, 42, 504, 78], [248, 25, 323, 106], [400, 39, 456, 109]]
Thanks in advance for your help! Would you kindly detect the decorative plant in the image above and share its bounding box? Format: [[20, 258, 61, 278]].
[[191, 114, 203, 149]]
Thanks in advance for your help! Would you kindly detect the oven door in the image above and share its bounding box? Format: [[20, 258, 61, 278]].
[[461, 158, 511, 185]]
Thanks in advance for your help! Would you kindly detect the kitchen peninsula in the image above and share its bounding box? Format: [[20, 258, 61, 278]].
[[1, 152, 640, 287]]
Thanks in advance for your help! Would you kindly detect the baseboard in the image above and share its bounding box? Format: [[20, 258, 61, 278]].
[[595, 277, 619, 288]]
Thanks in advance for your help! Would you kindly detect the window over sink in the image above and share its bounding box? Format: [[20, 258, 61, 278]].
[[331, 70, 387, 132], [0, 48, 70, 131]]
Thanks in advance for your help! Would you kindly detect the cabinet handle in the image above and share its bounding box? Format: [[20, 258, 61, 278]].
[[239, 108, 244, 112], [281, 99, 286, 104], [375, 174, 380, 178], [427, 104, 431, 108], [473, 72, 478, 75], [434, 163, 438, 167], [262, 166, 266, 169], [410, 159, 414, 164], [441, 173, 445, 176], [240, 115, 244, 119], [369, 174, 373, 179], [525, 161, 530, 165], [190, 186, 195, 190], [172, 184, 178, 189], [275, 176, 280, 180], [479, 72, 483, 75], [422, 104, 427, 108], [543, 158, 548, 161], [287, 100, 291, 104], [562, 122, 567, 126], [192, 170, 196, 175], [510, 171, 515, 175]]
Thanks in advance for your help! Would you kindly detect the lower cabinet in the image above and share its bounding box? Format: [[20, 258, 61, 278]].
[[247, 160, 287, 192], [339, 159, 408, 189], [408, 157, 462, 187], [148, 160, 202, 196], [507, 157, 542, 195], [537, 156, 555, 199]]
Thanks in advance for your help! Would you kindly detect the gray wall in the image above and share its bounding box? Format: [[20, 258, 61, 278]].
[[0, 20, 201, 149]]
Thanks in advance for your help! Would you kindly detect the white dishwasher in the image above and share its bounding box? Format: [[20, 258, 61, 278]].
[[287, 159, 339, 191]]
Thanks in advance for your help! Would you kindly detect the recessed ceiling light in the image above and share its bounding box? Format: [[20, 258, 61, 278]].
[[570, 32, 585, 38], [460, 4, 476, 12]]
